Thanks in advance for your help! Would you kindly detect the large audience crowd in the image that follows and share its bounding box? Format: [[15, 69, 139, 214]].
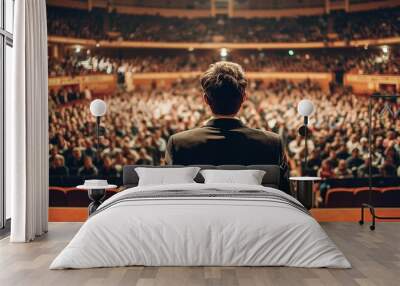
[[47, 4, 400, 208], [49, 79, 400, 192], [47, 6, 400, 43], [48, 47, 400, 79]]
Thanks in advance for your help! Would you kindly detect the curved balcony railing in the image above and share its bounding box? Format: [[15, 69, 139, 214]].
[[48, 35, 400, 50]]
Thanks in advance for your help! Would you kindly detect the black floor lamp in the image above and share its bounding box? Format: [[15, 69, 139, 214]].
[[289, 99, 320, 210], [359, 93, 400, 230], [90, 99, 107, 167], [84, 99, 109, 215], [297, 99, 315, 174]]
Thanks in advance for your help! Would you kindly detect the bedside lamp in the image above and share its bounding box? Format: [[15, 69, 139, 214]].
[[82, 99, 110, 215], [297, 99, 314, 117], [90, 98, 107, 117], [90, 99, 107, 166], [297, 99, 314, 175], [290, 100, 319, 210]]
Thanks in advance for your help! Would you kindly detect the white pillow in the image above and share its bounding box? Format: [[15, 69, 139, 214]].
[[200, 169, 266, 185], [135, 167, 200, 186]]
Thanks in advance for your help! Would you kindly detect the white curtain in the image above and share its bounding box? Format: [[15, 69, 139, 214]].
[[8, 0, 49, 242]]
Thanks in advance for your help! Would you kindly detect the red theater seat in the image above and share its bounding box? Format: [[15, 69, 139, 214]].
[[353, 187, 382, 207], [380, 187, 400, 207], [66, 188, 91, 207], [325, 188, 354, 208], [49, 187, 68, 207]]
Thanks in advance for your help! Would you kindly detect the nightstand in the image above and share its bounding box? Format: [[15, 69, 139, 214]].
[[289, 176, 321, 210], [77, 180, 117, 215]]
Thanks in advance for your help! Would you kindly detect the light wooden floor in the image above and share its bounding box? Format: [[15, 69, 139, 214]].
[[0, 222, 399, 286]]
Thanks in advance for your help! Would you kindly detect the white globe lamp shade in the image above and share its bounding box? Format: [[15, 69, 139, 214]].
[[90, 99, 107, 117], [297, 99, 314, 117]]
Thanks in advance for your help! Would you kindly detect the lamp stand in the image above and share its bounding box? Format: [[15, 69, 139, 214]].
[[88, 188, 106, 215], [91, 116, 106, 214], [96, 116, 101, 170], [303, 116, 308, 176], [359, 94, 400, 230]]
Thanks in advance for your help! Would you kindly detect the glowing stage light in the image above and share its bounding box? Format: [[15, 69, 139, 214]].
[[381, 45, 389, 54], [220, 48, 228, 58], [288, 50, 294, 56], [75, 46, 81, 53]]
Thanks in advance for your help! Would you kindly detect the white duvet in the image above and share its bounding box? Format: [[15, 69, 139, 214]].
[[50, 183, 351, 269]]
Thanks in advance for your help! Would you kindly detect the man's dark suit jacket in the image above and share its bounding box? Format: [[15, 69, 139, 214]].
[[165, 118, 290, 194]]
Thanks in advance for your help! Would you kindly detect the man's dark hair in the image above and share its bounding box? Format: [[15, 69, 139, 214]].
[[200, 61, 247, 115]]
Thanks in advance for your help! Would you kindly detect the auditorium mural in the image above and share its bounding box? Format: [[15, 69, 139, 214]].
[[47, 4, 400, 215]]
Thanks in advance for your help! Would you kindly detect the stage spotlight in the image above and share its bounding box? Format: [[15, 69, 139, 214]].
[[220, 48, 228, 58], [188, 47, 194, 52], [288, 49, 294, 56], [305, 54, 310, 60], [75, 46, 81, 53], [381, 45, 389, 54], [96, 42, 101, 48]]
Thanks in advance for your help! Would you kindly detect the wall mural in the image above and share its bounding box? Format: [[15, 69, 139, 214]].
[[47, 5, 400, 218]]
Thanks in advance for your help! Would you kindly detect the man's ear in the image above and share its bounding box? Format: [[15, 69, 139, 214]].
[[242, 92, 247, 103], [203, 93, 210, 106]]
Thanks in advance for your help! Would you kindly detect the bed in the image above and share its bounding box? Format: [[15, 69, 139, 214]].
[[50, 165, 351, 269]]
